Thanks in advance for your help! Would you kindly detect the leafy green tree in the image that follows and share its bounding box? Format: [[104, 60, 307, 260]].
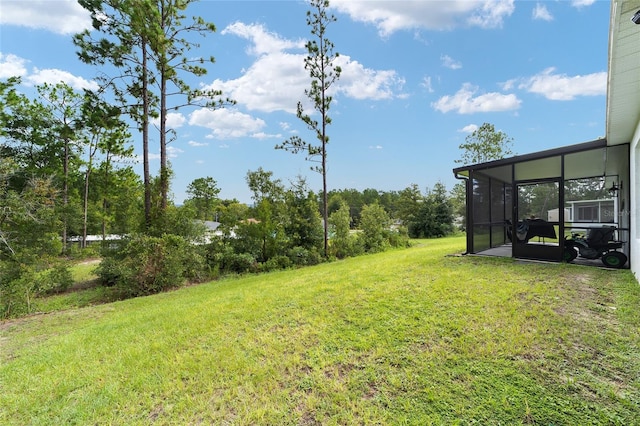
[[92, 126, 138, 239], [327, 188, 363, 226], [395, 183, 454, 238], [359, 203, 391, 253], [90, 163, 143, 239], [3, 81, 87, 253], [0, 159, 69, 318], [407, 183, 454, 238], [284, 176, 323, 252], [75, 0, 233, 229], [456, 122, 514, 165], [0, 78, 64, 190], [328, 200, 355, 258], [78, 90, 132, 247], [427, 182, 454, 237], [217, 199, 249, 231], [396, 184, 423, 225], [185, 177, 221, 220], [149, 0, 233, 213], [276, 0, 341, 258], [75, 0, 159, 226], [245, 168, 287, 262]]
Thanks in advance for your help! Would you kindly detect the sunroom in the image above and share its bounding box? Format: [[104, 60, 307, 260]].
[[452, 139, 630, 268]]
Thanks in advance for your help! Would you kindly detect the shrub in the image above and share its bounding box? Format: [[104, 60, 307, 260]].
[[220, 251, 256, 274], [330, 233, 364, 259], [360, 203, 391, 253], [260, 255, 292, 272], [96, 234, 206, 297], [287, 246, 323, 266], [385, 228, 411, 248], [37, 263, 74, 295], [0, 260, 73, 318], [94, 257, 125, 287], [66, 244, 101, 260], [0, 263, 36, 318]]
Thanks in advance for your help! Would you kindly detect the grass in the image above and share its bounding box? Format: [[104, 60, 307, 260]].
[[1, 236, 639, 424], [32, 259, 121, 314]]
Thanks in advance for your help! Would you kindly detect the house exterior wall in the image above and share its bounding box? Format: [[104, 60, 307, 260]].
[[630, 120, 640, 279]]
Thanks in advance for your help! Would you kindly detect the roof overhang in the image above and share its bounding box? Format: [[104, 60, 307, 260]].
[[453, 138, 607, 177], [606, 0, 640, 146]]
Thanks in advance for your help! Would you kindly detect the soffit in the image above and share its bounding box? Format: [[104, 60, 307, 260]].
[[607, 0, 640, 146]]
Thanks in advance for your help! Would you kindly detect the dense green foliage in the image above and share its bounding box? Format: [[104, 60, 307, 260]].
[[455, 122, 514, 165], [0, 0, 457, 316], [96, 234, 207, 297]]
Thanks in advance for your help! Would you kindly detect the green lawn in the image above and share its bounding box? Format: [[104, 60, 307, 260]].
[[1, 236, 639, 424]]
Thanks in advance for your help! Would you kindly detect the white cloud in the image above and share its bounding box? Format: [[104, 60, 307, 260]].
[[518, 68, 606, 100], [166, 113, 186, 129], [421, 76, 434, 93], [211, 22, 405, 113], [219, 144, 230, 149], [26, 68, 99, 91], [188, 140, 209, 147], [459, 124, 479, 133], [0, 53, 28, 78], [189, 108, 266, 139], [251, 132, 282, 140], [167, 146, 184, 159], [0, 0, 91, 35], [139, 153, 160, 162], [369, 145, 383, 150], [571, 0, 596, 8], [532, 4, 553, 21], [206, 52, 307, 114], [0, 53, 97, 91], [335, 55, 405, 100], [441, 55, 462, 70], [331, 0, 515, 36], [432, 83, 521, 114], [152, 112, 186, 129], [222, 21, 305, 55]]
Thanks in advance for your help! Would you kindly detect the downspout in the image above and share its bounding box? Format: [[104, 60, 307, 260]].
[[454, 171, 471, 255]]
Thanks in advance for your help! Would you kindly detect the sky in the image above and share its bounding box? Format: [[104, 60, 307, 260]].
[[0, 0, 611, 204]]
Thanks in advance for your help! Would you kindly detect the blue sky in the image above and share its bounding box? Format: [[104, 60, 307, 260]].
[[0, 0, 610, 204]]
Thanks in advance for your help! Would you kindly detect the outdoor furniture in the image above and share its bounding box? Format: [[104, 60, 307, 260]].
[[506, 219, 557, 243]]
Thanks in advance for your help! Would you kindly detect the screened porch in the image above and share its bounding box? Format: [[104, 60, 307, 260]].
[[452, 139, 630, 268]]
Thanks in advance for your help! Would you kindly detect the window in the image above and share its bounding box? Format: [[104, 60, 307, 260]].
[[577, 205, 598, 222]]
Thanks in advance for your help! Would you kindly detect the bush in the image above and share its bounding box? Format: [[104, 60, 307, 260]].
[[0, 263, 36, 318], [94, 257, 124, 287], [360, 203, 391, 253], [96, 234, 206, 297], [260, 255, 292, 272], [385, 228, 411, 248], [220, 251, 256, 274], [330, 233, 364, 259], [66, 244, 101, 260], [287, 246, 323, 266], [0, 260, 73, 318], [37, 263, 73, 295]]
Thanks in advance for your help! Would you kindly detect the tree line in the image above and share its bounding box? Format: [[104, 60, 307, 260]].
[[1, 0, 481, 318]]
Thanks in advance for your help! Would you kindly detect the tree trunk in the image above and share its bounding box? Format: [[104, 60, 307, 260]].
[[82, 169, 90, 249], [62, 139, 69, 254], [142, 41, 152, 228], [160, 72, 168, 211]]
